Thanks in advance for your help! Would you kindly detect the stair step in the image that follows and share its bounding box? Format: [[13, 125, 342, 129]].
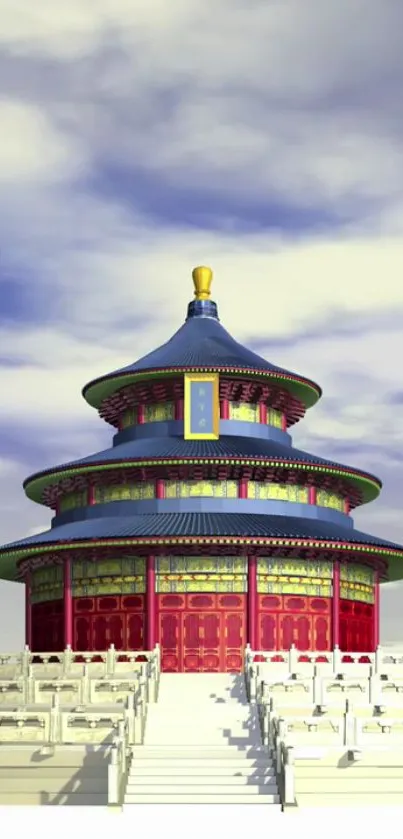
[[127, 778, 278, 789], [131, 759, 273, 767], [124, 793, 280, 804], [132, 743, 269, 758], [125, 784, 276, 795], [129, 767, 275, 777]]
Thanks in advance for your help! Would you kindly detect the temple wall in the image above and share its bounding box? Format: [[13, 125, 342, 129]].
[[26, 555, 379, 663]]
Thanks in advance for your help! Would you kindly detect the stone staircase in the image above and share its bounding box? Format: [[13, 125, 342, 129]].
[[124, 673, 280, 805]]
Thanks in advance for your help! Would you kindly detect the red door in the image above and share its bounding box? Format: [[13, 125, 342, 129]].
[[257, 594, 331, 651], [157, 593, 246, 672]]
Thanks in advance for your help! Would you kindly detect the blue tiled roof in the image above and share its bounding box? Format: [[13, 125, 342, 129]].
[[2, 513, 402, 553], [83, 311, 321, 406], [24, 435, 379, 484], [105, 318, 298, 376]]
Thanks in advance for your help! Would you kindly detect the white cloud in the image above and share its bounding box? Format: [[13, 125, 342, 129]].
[[0, 101, 88, 183]]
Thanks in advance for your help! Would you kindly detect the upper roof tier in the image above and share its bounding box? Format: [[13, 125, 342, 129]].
[[83, 266, 322, 411]]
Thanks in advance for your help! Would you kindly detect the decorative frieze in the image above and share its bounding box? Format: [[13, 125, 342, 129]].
[[257, 557, 333, 597]]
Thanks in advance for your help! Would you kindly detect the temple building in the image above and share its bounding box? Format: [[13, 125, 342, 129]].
[[1, 266, 403, 672]]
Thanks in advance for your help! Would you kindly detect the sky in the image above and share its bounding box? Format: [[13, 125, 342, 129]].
[[0, 0, 403, 650]]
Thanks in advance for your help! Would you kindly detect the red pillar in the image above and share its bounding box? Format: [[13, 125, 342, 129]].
[[64, 557, 73, 649], [156, 479, 165, 499], [344, 497, 350, 515], [137, 404, 145, 424], [25, 570, 32, 649], [238, 478, 248, 498], [308, 486, 316, 504], [220, 399, 230, 419], [175, 399, 184, 420], [146, 555, 156, 649], [247, 555, 258, 649], [374, 569, 380, 649], [332, 560, 340, 649], [259, 403, 267, 424], [87, 483, 95, 505], [281, 414, 287, 432]]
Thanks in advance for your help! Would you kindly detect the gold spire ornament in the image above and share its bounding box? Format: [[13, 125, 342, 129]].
[[192, 266, 213, 300]]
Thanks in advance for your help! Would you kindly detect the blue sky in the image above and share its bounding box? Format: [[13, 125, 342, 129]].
[[1, 0, 403, 647]]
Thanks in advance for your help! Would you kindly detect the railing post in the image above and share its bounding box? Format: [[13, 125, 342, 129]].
[[63, 645, 73, 676], [276, 718, 286, 774], [154, 643, 161, 678], [266, 697, 275, 750], [343, 699, 354, 746], [284, 746, 295, 805], [81, 664, 89, 705], [107, 644, 116, 676], [375, 645, 382, 676], [108, 745, 120, 805], [117, 720, 127, 775], [288, 644, 297, 674], [369, 665, 380, 705], [50, 694, 61, 745], [22, 645, 30, 678], [333, 644, 341, 674], [26, 664, 34, 704], [313, 665, 321, 705], [125, 693, 136, 745]]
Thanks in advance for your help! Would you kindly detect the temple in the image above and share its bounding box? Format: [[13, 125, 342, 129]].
[[1, 266, 403, 672]]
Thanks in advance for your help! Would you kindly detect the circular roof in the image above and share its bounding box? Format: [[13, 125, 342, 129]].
[[83, 267, 321, 410], [23, 435, 382, 505], [1, 512, 402, 582]]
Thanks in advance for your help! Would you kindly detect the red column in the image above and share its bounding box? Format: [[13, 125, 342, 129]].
[[220, 399, 230, 419], [137, 404, 145, 424], [146, 555, 156, 649], [238, 478, 248, 498], [87, 483, 95, 505], [25, 570, 32, 649], [308, 486, 317, 504], [344, 497, 350, 515], [281, 414, 287, 432], [332, 560, 340, 648], [156, 479, 165, 499], [259, 403, 267, 424], [247, 555, 258, 649], [64, 557, 73, 649], [175, 399, 184, 420], [373, 569, 380, 649]]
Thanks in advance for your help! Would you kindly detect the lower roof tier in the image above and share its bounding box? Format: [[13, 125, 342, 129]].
[[23, 434, 382, 506], [1, 512, 403, 583]]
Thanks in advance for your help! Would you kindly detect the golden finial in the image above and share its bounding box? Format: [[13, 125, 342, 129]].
[[192, 265, 213, 300]]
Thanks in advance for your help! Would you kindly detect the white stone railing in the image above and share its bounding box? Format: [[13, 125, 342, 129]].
[[244, 644, 403, 702], [108, 718, 130, 807], [0, 643, 160, 677], [0, 688, 146, 746], [0, 645, 160, 707]]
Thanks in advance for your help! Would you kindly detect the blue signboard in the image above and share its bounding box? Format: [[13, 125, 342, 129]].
[[184, 374, 219, 440]]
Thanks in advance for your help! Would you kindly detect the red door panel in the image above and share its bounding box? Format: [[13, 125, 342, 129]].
[[225, 613, 245, 672], [127, 614, 144, 650], [202, 612, 221, 671], [183, 612, 202, 672], [160, 613, 181, 672]]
